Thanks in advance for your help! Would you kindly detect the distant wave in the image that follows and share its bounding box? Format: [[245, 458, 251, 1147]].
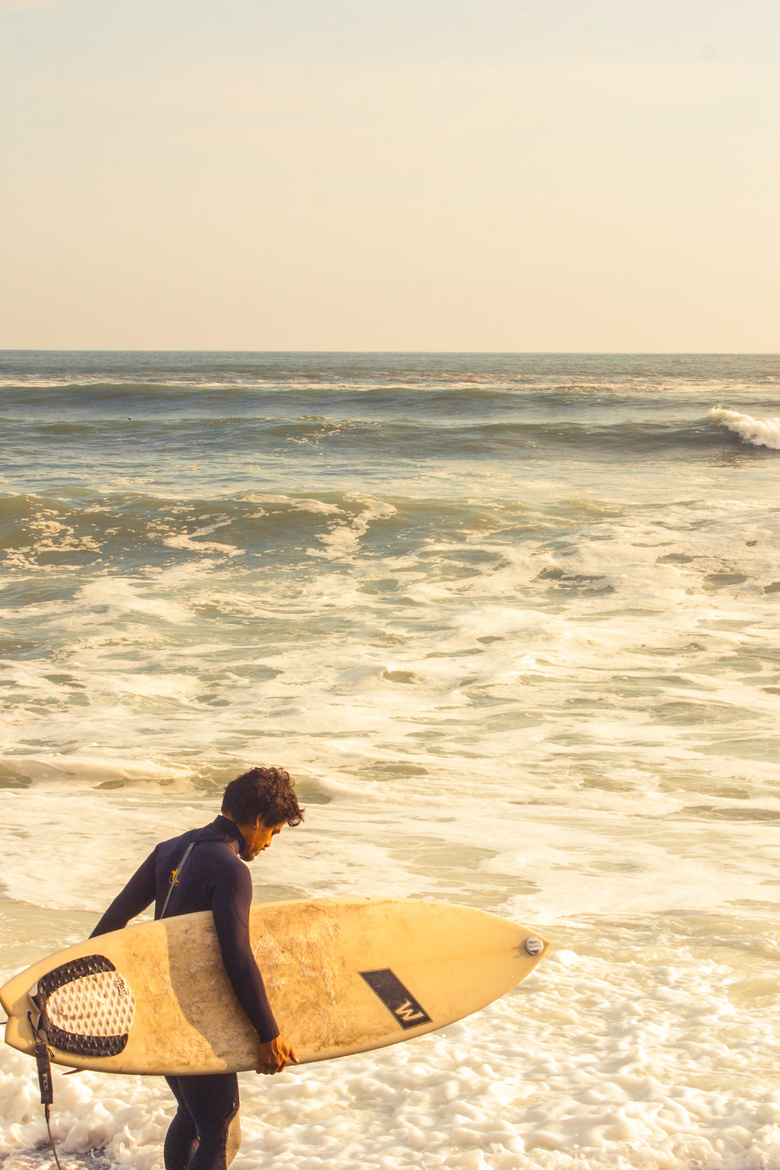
[[0, 414, 729, 461], [0, 379, 695, 416], [710, 407, 780, 450]]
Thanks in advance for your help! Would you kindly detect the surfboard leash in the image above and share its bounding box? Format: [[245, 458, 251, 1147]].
[[27, 1011, 64, 1170]]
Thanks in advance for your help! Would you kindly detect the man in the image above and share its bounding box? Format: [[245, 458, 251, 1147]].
[[91, 766, 304, 1170]]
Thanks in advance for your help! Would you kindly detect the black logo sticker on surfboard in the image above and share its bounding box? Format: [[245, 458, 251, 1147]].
[[359, 968, 432, 1030]]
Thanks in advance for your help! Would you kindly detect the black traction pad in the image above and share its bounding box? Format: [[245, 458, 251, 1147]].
[[34, 954, 130, 1058], [36, 954, 116, 1000]]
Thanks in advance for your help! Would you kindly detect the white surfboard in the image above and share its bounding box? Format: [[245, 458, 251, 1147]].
[[1, 898, 549, 1076]]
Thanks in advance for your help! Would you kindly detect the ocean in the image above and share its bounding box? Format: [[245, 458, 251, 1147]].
[[1, 350, 780, 1170]]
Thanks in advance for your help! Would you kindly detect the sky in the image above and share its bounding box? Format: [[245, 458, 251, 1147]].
[[1, 0, 779, 352]]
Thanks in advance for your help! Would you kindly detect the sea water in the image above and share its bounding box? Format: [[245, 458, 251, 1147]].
[[1, 351, 780, 1170]]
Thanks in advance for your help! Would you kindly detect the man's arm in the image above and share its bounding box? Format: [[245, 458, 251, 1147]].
[[211, 862, 299, 1071], [90, 849, 157, 938], [210, 865, 280, 1042]]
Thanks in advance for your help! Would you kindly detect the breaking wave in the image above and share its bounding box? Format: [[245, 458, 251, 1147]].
[[710, 406, 780, 450]]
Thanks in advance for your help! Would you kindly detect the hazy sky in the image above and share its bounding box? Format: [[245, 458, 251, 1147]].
[[2, 0, 779, 351]]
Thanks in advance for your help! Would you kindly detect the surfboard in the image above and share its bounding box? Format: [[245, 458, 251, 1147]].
[[1, 898, 549, 1076]]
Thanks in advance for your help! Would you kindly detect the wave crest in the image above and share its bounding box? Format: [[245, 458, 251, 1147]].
[[710, 406, 780, 450]]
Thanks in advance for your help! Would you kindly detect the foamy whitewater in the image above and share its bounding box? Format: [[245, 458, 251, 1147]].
[[1, 352, 780, 1170]]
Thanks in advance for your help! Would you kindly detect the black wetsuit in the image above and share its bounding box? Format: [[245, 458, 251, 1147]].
[[91, 815, 278, 1170]]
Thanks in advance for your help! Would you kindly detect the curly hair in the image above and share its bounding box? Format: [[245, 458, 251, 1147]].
[[222, 766, 305, 827]]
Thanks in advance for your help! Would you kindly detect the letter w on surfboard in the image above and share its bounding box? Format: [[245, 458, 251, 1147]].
[[1, 898, 549, 1075]]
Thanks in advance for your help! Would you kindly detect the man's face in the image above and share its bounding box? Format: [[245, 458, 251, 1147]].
[[240, 819, 285, 862]]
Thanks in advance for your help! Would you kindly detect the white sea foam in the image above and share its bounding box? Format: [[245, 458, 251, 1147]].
[[710, 406, 780, 450], [4, 903, 780, 1170], [290, 499, 343, 515], [163, 519, 245, 557], [308, 497, 397, 559]]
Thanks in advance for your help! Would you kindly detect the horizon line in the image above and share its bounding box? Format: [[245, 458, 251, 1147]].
[[1, 349, 779, 358]]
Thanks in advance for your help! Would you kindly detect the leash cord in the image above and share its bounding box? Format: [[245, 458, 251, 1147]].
[[27, 1012, 63, 1170], [44, 1103, 63, 1170]]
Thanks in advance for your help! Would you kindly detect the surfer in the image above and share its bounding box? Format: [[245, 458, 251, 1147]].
[[91, 765, 304, 1170]]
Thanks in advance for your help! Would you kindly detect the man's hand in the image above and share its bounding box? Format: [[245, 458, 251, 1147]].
[[256, 1035, 299, 1075]]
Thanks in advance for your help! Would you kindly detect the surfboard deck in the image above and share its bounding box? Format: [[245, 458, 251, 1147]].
[[1, 897, 549, 1076]]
